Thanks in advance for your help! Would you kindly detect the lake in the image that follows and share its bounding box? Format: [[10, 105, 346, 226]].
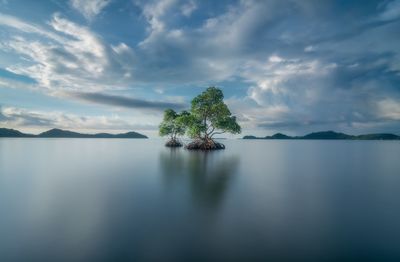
[[0, 138, 399, 261]]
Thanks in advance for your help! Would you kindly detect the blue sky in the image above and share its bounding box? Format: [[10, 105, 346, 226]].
[[0, 0, 399, 137]]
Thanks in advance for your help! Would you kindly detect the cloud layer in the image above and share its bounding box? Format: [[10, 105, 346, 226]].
[[0, 0, 399, 135], [70, 0, 111, 20], [0, 106, 157, 132], [69, 91, 186, 111]]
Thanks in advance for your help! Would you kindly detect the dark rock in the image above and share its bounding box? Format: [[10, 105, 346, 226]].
[[165, 139, 183, 147], [185, 139, 225, 150]]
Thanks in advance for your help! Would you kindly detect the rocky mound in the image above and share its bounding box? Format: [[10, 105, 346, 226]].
[[185, 139, 225, 150], [165, 139, 183, 147]]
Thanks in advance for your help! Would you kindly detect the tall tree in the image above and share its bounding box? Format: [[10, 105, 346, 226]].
[[183, 87, 241, 149], [159, 109, 188, 147]]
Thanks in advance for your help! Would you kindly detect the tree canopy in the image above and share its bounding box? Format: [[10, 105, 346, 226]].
[[159, 109, 188, 141], [159, 87, 241, 149], [183, 87, 241, 140]]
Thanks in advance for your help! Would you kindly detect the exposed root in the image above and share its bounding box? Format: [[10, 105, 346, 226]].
[[165, 139, 183, 147], [185, 139, 225, 150]]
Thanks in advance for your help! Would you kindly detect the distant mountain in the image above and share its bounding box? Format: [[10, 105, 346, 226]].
[[243, 135, 258, 139], [39, 128, 148, 138], [39, 128, 91, 138], [93, 131, 148, 139], [0, 128, 147, 138], [355, 133, 400, 140], [243, 131, 400, 140], [243, 133, 292, 139], [268, 133, 292, 139], [301, 131, 353, 140], [0, 128, 34, 137]]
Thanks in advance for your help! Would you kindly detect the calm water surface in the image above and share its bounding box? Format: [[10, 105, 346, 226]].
[[0, 139, 399, 261]]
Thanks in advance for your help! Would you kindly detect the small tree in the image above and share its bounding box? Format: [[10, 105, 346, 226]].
[[183, 87, 241, 149], [159, 109, 188, 147]]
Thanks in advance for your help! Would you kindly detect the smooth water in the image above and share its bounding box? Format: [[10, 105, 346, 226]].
[[0, 139, 399, 261]]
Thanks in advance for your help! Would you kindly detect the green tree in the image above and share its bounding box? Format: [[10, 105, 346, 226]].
[[159, 109, 188, 145], [183, 87, 241, 145]]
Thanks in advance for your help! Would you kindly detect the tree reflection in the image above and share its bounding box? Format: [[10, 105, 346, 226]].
[[159, 148, 239, 209]]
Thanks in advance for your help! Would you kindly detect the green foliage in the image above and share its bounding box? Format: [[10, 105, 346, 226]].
[[159, 87, 241, 142], [187, 87, 241, 139], [178, 113, 204, 139], [159, 109, 188, 140]]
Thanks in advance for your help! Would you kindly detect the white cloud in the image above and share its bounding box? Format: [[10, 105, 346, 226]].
[[70, 0, 111, 21], [50, 13, 107, 73], [241, 56, 327, 104], [1, 13, 136, 93], [1, 1, 400, 135], [304, 45, 315, 52], [379, 0, 400, 21], [181, 0, 197, 17], [376, 98, 400, 120], [139, 0, 177, 34], [0, 106, 157, 133], [226, 96, 290, 130], [0, 12, 64, 42], [268, 55, 284, 63], [132, 0, 271, 83]]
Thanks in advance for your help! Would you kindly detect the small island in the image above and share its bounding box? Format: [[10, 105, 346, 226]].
[[159, 87, 241, 150], [0, 128, 148, 138], [243, 131, 400, 140]]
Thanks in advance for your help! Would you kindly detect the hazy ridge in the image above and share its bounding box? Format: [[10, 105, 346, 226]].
[[0, 128, 147, 138], [243, 131, 400, 140]]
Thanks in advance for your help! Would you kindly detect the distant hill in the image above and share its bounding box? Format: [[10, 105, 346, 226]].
[[243, 135, 258, 139], [243, 131, 400, 140], [0, 128, 35, 137], [0, 128, 147, 138], [355, 133, 399, 140], [39, 129, 91, 138], [243, 133, 292, 139], [301, 131, 353, 140], [268, 133, 292, 139], [93, 131, 148, 139]]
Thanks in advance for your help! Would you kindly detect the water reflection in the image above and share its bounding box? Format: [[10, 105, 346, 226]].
[[1, 139, 400, 261], [159, 148, 239, 209]]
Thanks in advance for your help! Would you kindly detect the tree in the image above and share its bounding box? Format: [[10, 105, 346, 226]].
[[183, 87, 241, 149], [159, 109, 188, 147]]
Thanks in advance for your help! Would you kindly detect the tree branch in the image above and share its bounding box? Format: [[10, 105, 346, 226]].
[[210, 131, 225, 138], [207, 126, 215, 136]]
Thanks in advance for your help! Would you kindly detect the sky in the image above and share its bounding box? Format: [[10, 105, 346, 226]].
[[0, 0, 399, 137]]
